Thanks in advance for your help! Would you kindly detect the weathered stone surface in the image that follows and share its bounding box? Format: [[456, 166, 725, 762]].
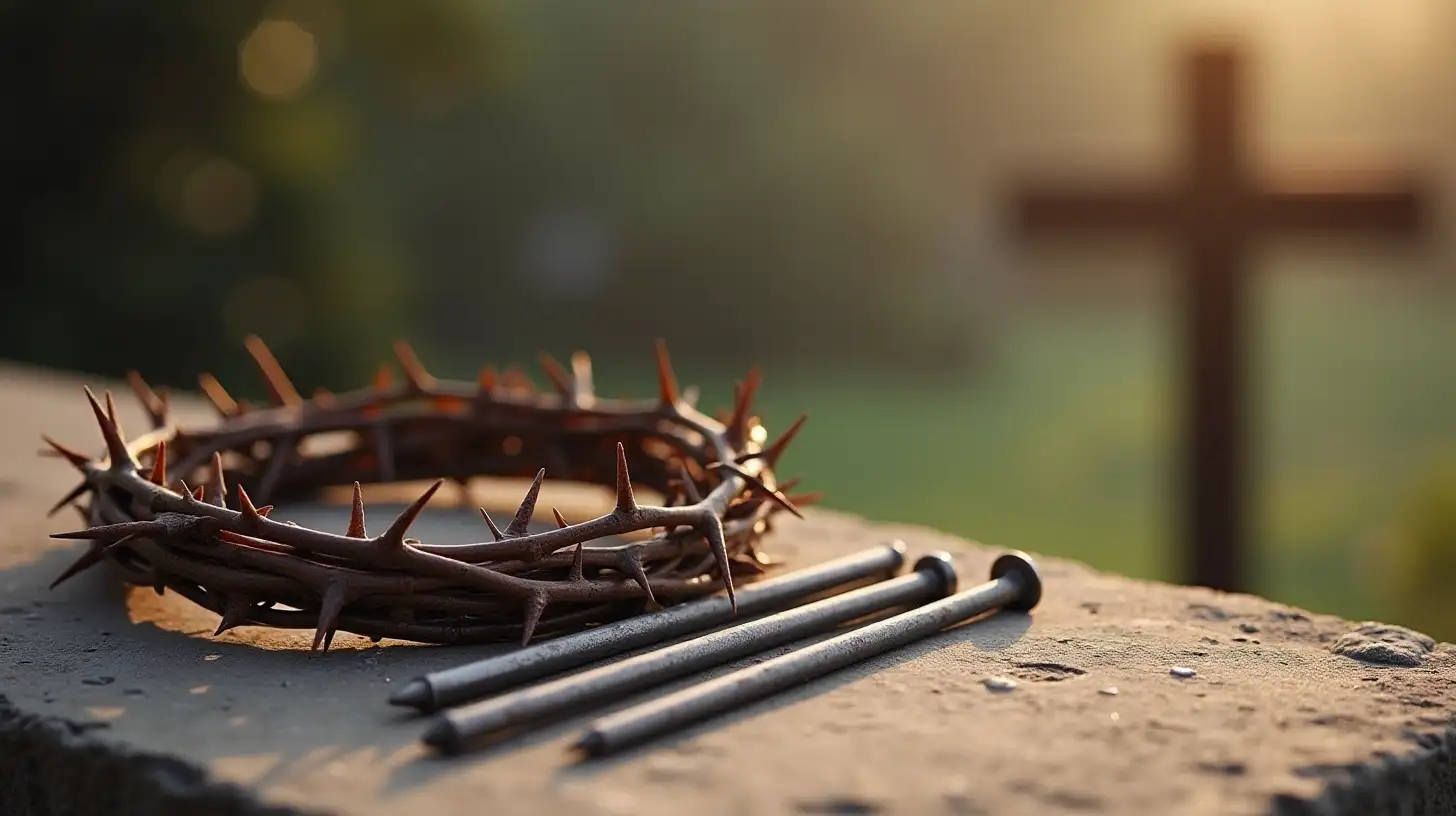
[[1332, 623, 1438, 668], [1, 362, 1453, 815]]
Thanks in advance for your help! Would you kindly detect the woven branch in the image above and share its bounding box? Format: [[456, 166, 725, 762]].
[[39, 338, 818, 650]]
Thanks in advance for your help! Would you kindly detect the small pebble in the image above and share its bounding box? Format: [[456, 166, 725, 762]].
[[81, 676, 115, 686], [1238, 623, 1259, 634], [983, 676, 1018, 693], [1170, 667, 1197, 679], [1099, 686, 1119, 696], [203, 654, 220, 661]]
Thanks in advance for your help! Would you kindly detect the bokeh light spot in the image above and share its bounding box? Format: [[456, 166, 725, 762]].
[[178, 157, 260, 237], [239, 19, 319, 100]]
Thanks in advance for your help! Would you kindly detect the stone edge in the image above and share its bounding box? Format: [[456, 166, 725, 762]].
[[1270, 724, 1455, 816], [0, 695, 323, 816]]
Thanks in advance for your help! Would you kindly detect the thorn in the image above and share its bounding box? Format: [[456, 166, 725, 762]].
[[569, 542, 585, 582], [48, 539, 129, 590], [506, 469, 545, 538], [762, 413, 808, 468], [373, 364, 393, 392], [570, 351, 594, 401], [707, 461, 804, 519], [477, 365, 498, 396], [680, 385, 700, 408], [614, 443, 637, 514], [478, 508, 504, 541], [700, 512, 736, 612], [236, 484, 264, 525], [178, 479, 195, 501], [616, 550, 657, 606], [502, 366, 533, 394], [47, 482, 90, 518], [83, 386, 137, 471], [552, 508, 570, 529], [50, 520, 164, 541], [312, 581, 348, 652], [677, 461, 702, 503], [191, 484, 206, 502], [148, 440, 167, 486], [784, 490, 825, 509], [42, 435, 91, 471], [653, 339, 679, 408], [206, 452, 228, 507], [379, 479, 443, 548], [243, 334, 303, 407], [198, 373, 238, 417], [103, 390, 126, 444], [256, 505, 273, 518], [728, 367, 763, 446], [346, 482, 367, 538], [126, 371, 169, 428], [537, 352, 572, 399], [214, 594, 253, 636], [394, 339, 436, 391], [520, 592, 548, 647]]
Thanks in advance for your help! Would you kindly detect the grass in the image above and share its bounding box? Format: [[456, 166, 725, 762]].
[[468, 275, 1456, 628]]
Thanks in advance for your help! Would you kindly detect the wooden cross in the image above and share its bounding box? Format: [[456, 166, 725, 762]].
[[1012, 43, 1428, 593]]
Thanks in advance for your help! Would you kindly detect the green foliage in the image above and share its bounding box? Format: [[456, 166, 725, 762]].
[[1383, 456, 1456, 641]]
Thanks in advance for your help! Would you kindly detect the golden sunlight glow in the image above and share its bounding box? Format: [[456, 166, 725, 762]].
[[239, 19, 319, 100]]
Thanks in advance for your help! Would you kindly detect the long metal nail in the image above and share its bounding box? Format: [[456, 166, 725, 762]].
[[573, 550, 1043, 757], [391, 542, 908, 712], [422, 551, 957, 752]]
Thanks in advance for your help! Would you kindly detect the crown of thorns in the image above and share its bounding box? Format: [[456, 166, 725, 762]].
[[41, 337, 815, 650]]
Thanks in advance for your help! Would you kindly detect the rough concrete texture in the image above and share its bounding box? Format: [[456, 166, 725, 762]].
[[1, 362, 1452, 815]]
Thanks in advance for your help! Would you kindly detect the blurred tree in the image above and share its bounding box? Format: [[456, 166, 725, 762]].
[[2, 1, 998, 397]]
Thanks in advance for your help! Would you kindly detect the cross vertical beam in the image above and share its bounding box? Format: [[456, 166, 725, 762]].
[[1012, 43, 1427, 593]]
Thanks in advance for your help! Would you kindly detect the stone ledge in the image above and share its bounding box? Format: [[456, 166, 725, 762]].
[[1, 362, 1453, 815]]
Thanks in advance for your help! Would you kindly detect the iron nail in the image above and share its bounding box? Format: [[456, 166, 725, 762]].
[[391, 542, 908, 712], [422, 551, 957, 752], [573, 550, 1043, 757]]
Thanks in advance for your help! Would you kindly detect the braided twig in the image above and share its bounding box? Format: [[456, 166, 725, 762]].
[[40, 338, 817, 649]]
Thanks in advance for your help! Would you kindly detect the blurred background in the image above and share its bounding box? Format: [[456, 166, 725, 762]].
[[4, 1, 1455, 637]]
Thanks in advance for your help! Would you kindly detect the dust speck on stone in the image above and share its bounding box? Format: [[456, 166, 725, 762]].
[[1331, 622, 1434, 667], [1170, 667, 1197, 679], [983, 676, 1018, 693]]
